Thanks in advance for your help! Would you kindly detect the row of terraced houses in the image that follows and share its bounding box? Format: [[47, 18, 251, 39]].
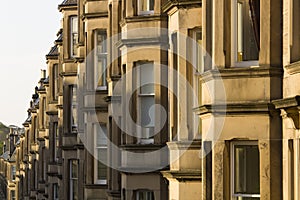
[[1, 0, 300, 199]]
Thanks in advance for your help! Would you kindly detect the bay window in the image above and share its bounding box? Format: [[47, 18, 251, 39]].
[[232, 0, 260, 66], [231, 141, 260, 199], [94, 30, 107, 89], [138, 0, 154, 15], [94, 124, 108, 184]]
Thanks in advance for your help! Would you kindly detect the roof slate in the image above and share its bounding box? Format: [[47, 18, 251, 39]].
[[59, 0, 77, 7], [46, 45, 59, 57]]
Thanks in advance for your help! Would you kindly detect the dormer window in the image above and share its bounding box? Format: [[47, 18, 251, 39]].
[[138, 0, 154, 15]]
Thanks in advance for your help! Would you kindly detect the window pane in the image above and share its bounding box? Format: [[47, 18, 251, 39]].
[[236, 0, 259, 61], [97, 148, 107, 180], [96, 31, 107, 53], [71, 160, 78, 178], [140, 63, 154, 94], [71, 86, 78, 128], [141, 96, 155, 127], [97, 125, 107, 146], [234, 145, 260, 194], [136, 190, 154, 200], [95, 30, 107, 87], [139, 0, 154, 14], [72, 17, 78, 32], [96, 58, 107, 87], [70, 16, 78, 57]]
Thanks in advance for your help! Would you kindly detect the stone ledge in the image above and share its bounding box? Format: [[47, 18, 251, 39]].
[[167, 140, 201, 150], [161, 170, 201, 181], [194, 102, 277, 115], [162, 0, 202, 13], [285, 61, 300, 75], [200, 67, 283, 82]]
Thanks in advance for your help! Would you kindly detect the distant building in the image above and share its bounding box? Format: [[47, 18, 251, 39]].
[[1, 0, 300, 200]]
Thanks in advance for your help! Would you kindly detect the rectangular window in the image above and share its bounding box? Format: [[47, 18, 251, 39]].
[[193, 29, 203, 72], [42, 147, 46, 180], [135, 190, 154, 200], [94, 124, 108, 184], [137, 62, 155, 144], [34, 160, 38, 189], [231, 141, 260, 199], [11, 165, 16, 181], [94, 30, 107, 89], [53, 183, 59, 200], [33, 116, 38, 143], [138, 0, 154, 15], [53, 122, 59, 162], [42, 97, 46, 129], [232, 0, 260, 66], [70, 85, 78, 132], [11, 190, 16, 200], [70, 16, 78, 57], [53, 64, 59, 100], [69, 160, 78, 200]]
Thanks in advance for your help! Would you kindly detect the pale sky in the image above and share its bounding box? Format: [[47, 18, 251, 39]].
[[0, 0, 62, 127]]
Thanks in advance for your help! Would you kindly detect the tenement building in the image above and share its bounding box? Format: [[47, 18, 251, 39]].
[[1, 0, 300, 199]]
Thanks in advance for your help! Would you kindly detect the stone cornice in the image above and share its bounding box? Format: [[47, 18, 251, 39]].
[[167, 140, 201, 150], [82, 12, 108, 20], [162, 0, 202, 13], [194, 103, 277, 115], [116, 37, 168, 48], [46, 110, 58, 116], [273, 96, 300, 129], [82, 106, 108, 112], [120, 14, 167, 27], [200, 67, 283, 82], [120, 144, 164, 151], [60, 71, 77, 77], [58, 4, 77, 12], [285, 61, 300, 75], [161, 170, 201, 181], [273, 96, 300, 109]]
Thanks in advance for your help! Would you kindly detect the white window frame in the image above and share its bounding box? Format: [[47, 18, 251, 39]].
[[137, 62, 155, 144], [94, 29, 108, 90], [138, 0, 154, 15], [94, 124, 108, 185], [231, 0, 259, 67], [230, 141, 260, 199], [70, 16, 78, 58]]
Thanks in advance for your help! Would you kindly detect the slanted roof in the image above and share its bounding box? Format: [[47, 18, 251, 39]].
[[58, 0, 77, 10], [1, 151, 10, 160], [46, 45, 59, 59]]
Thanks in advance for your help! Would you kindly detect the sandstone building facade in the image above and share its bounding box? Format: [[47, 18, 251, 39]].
[[0, 0, 299, 200]]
